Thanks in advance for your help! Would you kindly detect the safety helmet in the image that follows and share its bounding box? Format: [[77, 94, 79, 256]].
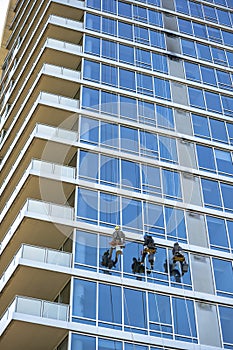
[[115, 225, 120, 230]]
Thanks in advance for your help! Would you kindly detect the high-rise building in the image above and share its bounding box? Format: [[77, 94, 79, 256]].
[[0, 0, 233, 349]]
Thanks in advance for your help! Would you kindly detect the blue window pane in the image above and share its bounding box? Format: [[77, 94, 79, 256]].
[[85, 36, 100, 55], [87, 0, 100, 9], [207, 27, 222, 43], [203, 5, 217, 22], [100, 155, 119, 185], [222, 96, 233, 117], [118, 1, 132, 18], [140, 131, 158, 158], [213, 259, 233, 296], [79, 151, 98, 181], [154, 77, 171, 100], [221, 183, 233, 212], [178, 19, 193, 35], [159, 136, 177, 163], [165, 207, 187, 241], [188, 87, 205, 109], [201, 179, 222, 209], [212, 47, 227, 65], [122, 198, 142, 232], [102, 0, 116, 14], [217, 9, 231, 27], [123, 240, 141, 274], [102, 18, 117, 36], [75, 230, 97, 267], [121, 160, 140, 191], [73, 279, 96, 319], [227, 220, 233, 251], [200, 66, 217, 86], [86, 14, 100, 31], [121, 126, 138, 154], [210, 119, 228, 143], [148, 9, 163, 27], [205, 91, 222, 113], [119, 69, 136, 91], [172, 298, 197, 339], [124, 288, 147, 329], [101, 122, 118, 148], [150, 30, 165, 49], [184, 62, 201, 82], [101, 91, 118, 116], [219, 306, 233, 345], [119, 44, 134, 64], [223, 26, 232, 45], [207, 216, 229, 251], [215, 150, 233, 175], [118, 21, 133, 40], [138, 101, 155, 125], [84, 60, 100, 82], [125, 344, 148, 350], [226, 51, 233, 68], [189, 1, 203, 18], [152, 53, 168, 73], [133, 6, 147, 23], [142, 164, 161, 196], [80, 116, 99, 144], [175, 0, 189, 14], [193, 23, 207, 39], [216, 70, 232, 90], [144, 202, 164, 235], [162, 170, 181, 200], [192, 114, 210, 139], [196, 145, 215, 172], [99, 283, 122, 324], [134, 26, 149, 44], [99, 339, 122, 350], [136, 49, 151, 69], [181, 39, 196, 58], [196, 43, 211, 61], [120, 96, 137, 121], [156, 105, 174, 130], [102, 64, 118, 87], [102, 40, 117, 60], [137, 73, 153, 96], [77, 189, 98, 223], [71, 334, 95, 350], [148, 293, 172, 325], [100, 193, 120, 227], [82, 87, 99, 110], [227, 123, 233, 145]]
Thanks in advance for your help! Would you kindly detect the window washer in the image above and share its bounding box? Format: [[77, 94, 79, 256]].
[[141, 234, 157, 270], [165, 242, 189, 283], [109, 225, 125, 264]]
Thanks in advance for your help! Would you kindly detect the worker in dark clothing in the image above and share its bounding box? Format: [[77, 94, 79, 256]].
[[141, 234, 157, 270], [132, 257, 145, 274], [101, 250, 116, 270], [109, 225, 125, 265], [165, 242, 189, 283]]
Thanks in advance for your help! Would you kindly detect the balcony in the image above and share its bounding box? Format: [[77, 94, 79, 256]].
[[1, 12, 84, 104], [0, 121, 78, 195], [0, 199, 74, 275], [0, 244, 72, 316], [0, 296, 69, 350], [0, 158, 76, 222]]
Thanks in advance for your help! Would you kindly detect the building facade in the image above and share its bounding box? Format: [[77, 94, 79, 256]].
[[0, 0, 233, 349]]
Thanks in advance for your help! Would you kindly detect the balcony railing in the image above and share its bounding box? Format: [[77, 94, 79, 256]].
[[0, 244, 72, 289], [38, 91, 80, 109], [0, 296, 69, 334], [41, 63, 81, 81]]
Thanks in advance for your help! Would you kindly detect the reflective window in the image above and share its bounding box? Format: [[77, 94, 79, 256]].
[[212, 259, 233, 297], [219, 306, 233, 347], [206, 216, 229, 252], [201, 179, 222, 210]]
